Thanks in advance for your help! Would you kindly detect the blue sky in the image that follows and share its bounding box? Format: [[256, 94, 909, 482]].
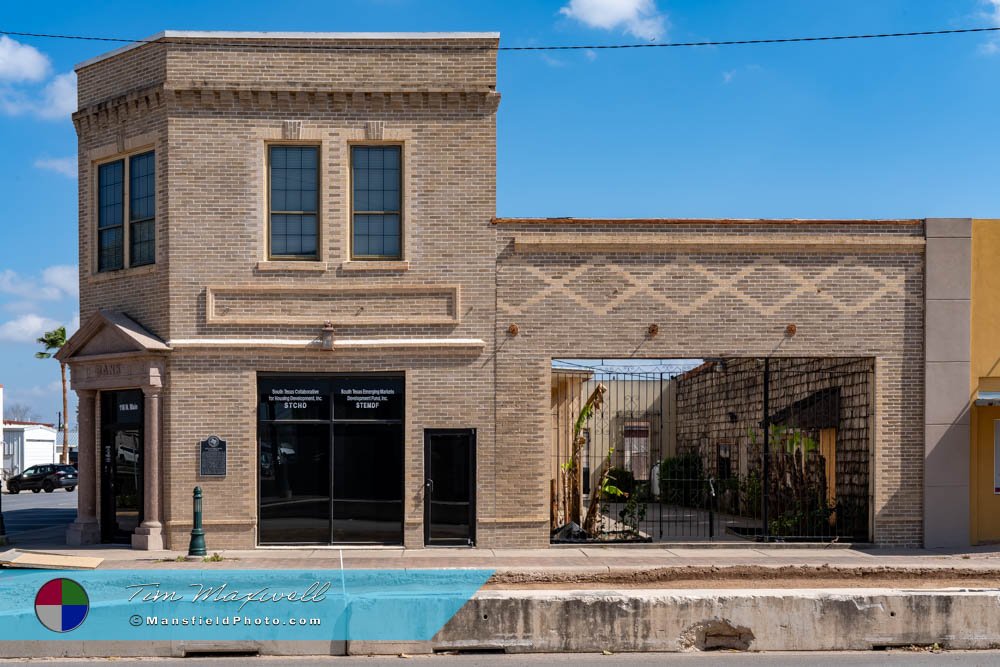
[[1, 0, 999, 423]]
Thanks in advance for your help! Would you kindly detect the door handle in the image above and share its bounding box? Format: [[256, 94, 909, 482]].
[[425, 479, 434, 492]]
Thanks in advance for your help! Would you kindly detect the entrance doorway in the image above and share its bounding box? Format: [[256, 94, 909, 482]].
[[424, 429, 476, 546], [258, 375, 404, 545], [100, 389, 144, 544], [974, 408, 1000, 543]]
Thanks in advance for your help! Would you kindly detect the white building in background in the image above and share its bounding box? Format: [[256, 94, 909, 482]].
[[2, 422, 59, 478], [0, 386, 60, 480]]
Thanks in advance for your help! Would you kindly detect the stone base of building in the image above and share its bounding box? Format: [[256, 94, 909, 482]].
[[66, 520, 100, 546], [131, 522, 164, 550]]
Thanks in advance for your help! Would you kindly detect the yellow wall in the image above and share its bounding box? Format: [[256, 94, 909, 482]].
[[971, 219, 1000, 543]]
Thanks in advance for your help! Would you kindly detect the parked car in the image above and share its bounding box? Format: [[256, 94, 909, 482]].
[[117, 445, 139, 464], [5, 464, 77, 494]]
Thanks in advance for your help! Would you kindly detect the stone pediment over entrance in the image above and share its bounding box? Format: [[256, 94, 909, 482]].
[[56, 310, 169, 392]]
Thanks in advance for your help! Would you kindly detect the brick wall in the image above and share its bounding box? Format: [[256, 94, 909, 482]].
[[495, 221, 925, 546], [73, 34, 926, 549]]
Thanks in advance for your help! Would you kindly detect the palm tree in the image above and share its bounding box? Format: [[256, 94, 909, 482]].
[[35, 326, 69, 464]]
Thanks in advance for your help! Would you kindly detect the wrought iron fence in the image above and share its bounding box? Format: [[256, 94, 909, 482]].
[[550, 357, 874, 544]]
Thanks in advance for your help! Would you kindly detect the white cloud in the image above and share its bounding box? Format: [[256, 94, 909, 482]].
[[0, 38, 76, 121], [979, 0, 1000, 54], [34, 156, 76, 178], [0, 265, 78, 301], [0, 313, 60, 343], [0, 269, 61, 300], [0, 36, 51, 83], [36, 71, 77, 119], [584, 49, 598, 61], [560, 0, 667, 41], [41, 265, 79, 298], [723, 70, 736, 84]]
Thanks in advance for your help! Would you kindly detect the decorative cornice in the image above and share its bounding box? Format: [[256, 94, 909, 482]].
[[73, 84, 165, 132], [163, 87, 500, 112], [74, 84, 499, 128]]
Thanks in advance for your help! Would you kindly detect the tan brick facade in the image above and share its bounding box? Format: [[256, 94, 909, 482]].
[[64, 33, 927, 550]]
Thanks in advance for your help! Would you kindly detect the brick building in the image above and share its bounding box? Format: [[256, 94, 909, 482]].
[[57, 31, 974, 550]]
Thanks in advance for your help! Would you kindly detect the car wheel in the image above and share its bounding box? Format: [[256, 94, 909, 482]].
[[66, 487, 75, 492], [42, 480, 55, 493], [32, 488, 41, 493], [6, 482, 18, 494]]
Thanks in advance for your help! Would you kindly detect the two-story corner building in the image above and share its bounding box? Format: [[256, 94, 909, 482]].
[[56, 31, 994, 551], [59, 31, 500, 551]]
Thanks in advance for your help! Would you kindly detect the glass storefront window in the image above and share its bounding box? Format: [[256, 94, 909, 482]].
[[257, 375, 404, 545], [332, 422, 404, 543], [259, 422, 331, 544]]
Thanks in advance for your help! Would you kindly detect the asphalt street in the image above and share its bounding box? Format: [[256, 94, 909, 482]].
[[0, 485, 76, 537], [0, 651, 997, 665]]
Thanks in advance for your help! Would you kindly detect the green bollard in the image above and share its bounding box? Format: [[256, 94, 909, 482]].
[[187, 486, 207, 557]]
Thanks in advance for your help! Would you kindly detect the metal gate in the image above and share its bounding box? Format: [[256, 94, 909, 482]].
[[550, 357, 874, 543]]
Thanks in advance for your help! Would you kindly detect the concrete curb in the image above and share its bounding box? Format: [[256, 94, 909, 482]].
[[0, 588, 998, 657], [432, 587, 1000, 654]]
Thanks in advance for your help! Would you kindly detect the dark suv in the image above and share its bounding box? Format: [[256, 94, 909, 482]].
[[5, 465, 77, 494]]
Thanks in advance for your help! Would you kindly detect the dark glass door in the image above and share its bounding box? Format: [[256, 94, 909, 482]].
[[424, 429, 476, 546], [100, 390, 143, 544], [332, 422, 403, 543]]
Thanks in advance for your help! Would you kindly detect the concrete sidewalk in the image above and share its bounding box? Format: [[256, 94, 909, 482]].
[[8, 539, 1000, 573], [4, 540, 1000, 657]]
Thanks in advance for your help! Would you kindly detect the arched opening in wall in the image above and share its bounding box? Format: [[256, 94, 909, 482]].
[[550, 357, 874, 544]]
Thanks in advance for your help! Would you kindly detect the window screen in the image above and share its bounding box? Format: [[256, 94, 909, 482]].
[[269, 146, 318, 258], [352, 145, 401, 259]]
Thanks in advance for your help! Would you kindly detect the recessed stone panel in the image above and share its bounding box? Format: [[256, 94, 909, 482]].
[[206, 285, 460, 326]]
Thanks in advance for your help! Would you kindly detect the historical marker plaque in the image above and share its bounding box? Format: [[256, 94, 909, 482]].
[[200, 435, 227, 477]]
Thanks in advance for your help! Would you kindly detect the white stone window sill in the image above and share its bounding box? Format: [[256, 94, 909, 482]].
[[341, 260, 410, 272], [255, 260, 328, 272]]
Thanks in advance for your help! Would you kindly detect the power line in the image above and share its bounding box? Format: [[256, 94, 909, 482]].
[[504, 26, 1000, 50], [1, 26, 999, 53]]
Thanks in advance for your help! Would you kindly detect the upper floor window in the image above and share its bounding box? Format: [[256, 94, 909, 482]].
[[129, 151, 156, 267], [96, 150, 155, 273], [98, 160, 124, 272], [351, 145, 401, 260], [269, 145, 318, 259]]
